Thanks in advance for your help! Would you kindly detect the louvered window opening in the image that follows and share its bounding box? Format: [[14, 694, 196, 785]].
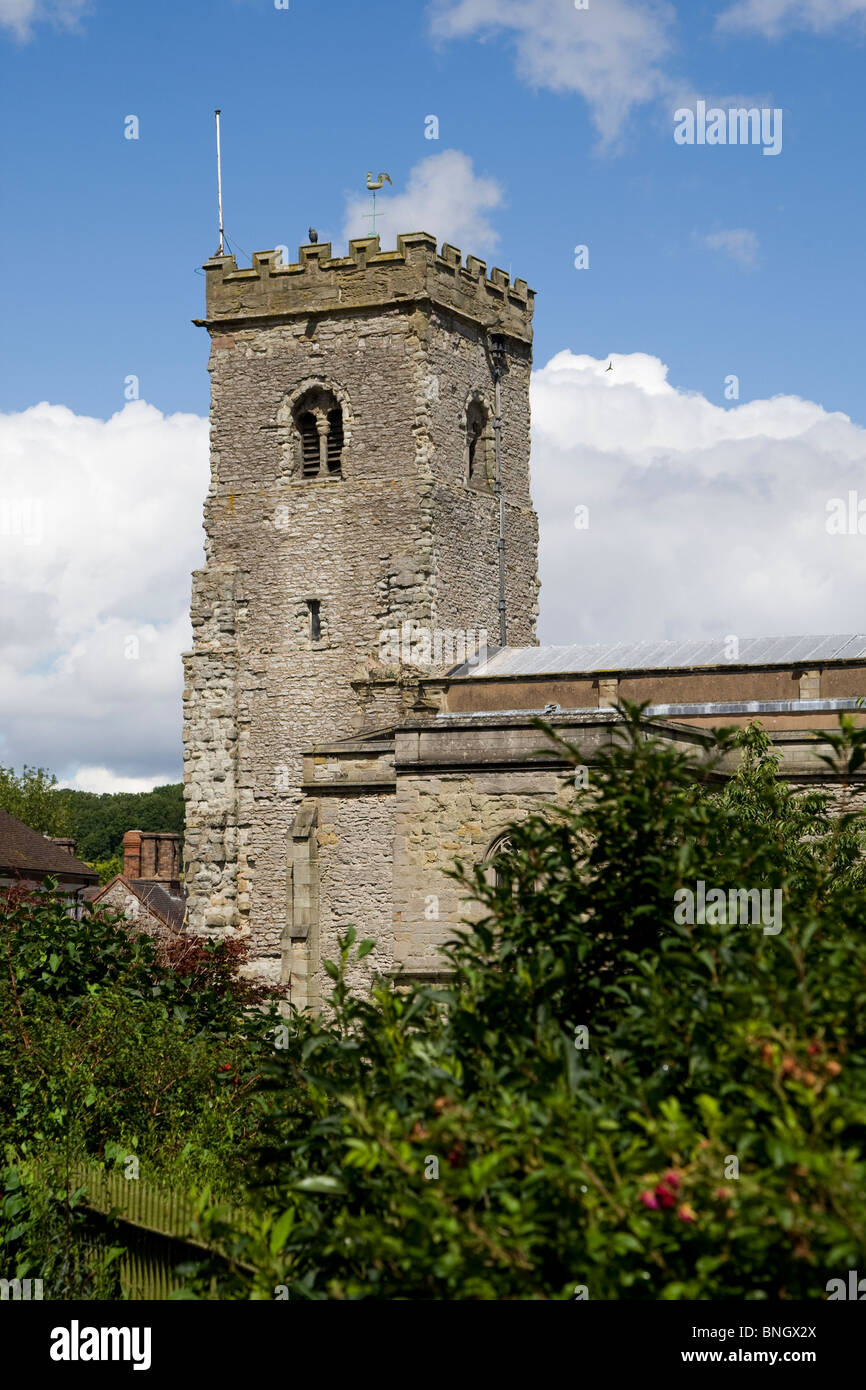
[[299, 412, 320, 477], [326, 409, 344, 473]]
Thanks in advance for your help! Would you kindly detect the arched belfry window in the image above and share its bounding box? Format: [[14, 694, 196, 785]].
[[483, 832, 514, 889], [465, 398, 492, 488], [293, 388, 344, 479]]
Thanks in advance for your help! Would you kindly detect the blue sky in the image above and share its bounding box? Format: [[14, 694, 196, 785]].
[[3, 0, 866, 788], [2, 0, 865, 424]]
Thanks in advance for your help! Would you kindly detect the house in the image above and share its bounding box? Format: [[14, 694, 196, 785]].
[[0, 810, 98, 914], [84, 831, 185, 942]]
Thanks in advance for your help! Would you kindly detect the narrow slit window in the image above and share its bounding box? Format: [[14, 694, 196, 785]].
[[307, 599, 321, 641], [468, 424, 481, 476], [466, 400, 489, 483]]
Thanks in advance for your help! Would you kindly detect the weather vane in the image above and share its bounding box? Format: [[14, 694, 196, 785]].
[[365, 171, 392, 237]]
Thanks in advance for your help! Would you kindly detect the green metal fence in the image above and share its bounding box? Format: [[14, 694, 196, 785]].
[[68, 1163, 209, 1240], [76, 1212, 205, 1300], [48, 1161, 255, 1300]]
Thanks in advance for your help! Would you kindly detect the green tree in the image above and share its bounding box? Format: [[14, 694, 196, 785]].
[[90, 853, 123, 885], [187, 706, 866, 1300], [54, 782, 184, 862], [0, 764, 70, 836], [0, 765, 184, 861], [5, 708, 866, 1301]]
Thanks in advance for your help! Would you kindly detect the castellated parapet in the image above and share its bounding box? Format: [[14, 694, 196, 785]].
[[199, 233, 534, 342], [183, 232, 539, 983]]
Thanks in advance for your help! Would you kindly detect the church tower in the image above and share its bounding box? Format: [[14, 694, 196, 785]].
[[182, 233, 539, 978]]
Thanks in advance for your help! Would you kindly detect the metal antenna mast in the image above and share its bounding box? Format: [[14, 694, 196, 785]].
[[215, 109, 225, 255]]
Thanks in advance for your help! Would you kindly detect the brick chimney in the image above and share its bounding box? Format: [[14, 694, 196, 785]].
[[123, 830, 181, 894], [122, 830, 142, 879], [50, 837, 78, 857]]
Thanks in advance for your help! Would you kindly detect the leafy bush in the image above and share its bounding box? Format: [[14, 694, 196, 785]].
[[5, 707, 866, 1300], [0, 881, 279, 1285], [187, 707, 866, 1300]]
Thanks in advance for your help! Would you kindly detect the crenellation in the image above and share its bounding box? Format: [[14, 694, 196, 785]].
[[201, 234, 534, 341]]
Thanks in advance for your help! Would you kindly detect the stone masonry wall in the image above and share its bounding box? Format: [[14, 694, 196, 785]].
[[423, 307, 538, 645], [304, 717, 866, 990], [392, 767, 574, 975], [183, 564, 240, 932], [310, 790, 396, 1007]]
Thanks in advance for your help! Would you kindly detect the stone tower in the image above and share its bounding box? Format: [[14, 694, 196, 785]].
[[183, 232, 539, 979]]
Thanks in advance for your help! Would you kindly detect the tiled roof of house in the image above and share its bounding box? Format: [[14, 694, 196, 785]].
[[85, 875, 186, 933], [129, 880, 186, 933], [0, 810, 98, 882]]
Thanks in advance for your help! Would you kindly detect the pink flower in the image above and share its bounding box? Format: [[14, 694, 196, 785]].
[[678, 1202, 697, 1223], [662, 1170, 680, 1190], [640, 1190, 659, 1210]]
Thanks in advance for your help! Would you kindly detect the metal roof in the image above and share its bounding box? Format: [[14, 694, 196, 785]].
[[450, 636, 866, 678]]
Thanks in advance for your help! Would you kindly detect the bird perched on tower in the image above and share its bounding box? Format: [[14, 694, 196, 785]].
[[308, 227, 318, 243]]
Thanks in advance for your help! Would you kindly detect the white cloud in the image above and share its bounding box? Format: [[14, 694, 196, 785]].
[[0, 0, 89, 40], [430, 0, 678, 147], [58, 766, 178, 794], [0, 400, 208, 785], [717, 0, 866, 38], [530, 350, 866, 646], [5, 360, 864, 789], [342, 150, 504, 256], [701, 228, 760, 268]]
